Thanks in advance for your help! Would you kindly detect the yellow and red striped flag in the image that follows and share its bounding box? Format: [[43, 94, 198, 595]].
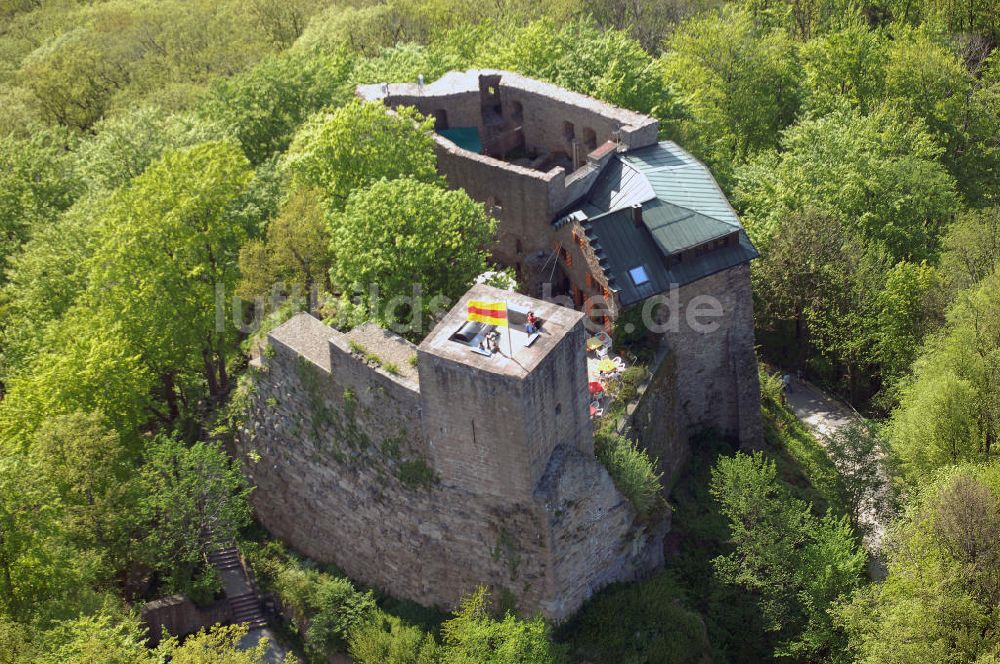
[[467, 300, 508, 328]]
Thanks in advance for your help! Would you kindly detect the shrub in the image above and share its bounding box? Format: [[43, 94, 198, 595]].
[[559, 571, 710, 663], [188, 565, 222, 607], [595, 432, 663, 516], [263, 551, 378, 659], [398, 458, 436, 488], [441, 587, 568, 663], [348, 614, 440, 664], [759, 364, 785, 408]]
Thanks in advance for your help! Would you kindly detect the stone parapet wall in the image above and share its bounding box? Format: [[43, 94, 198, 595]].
[[432, 138, 562, 265], [141, 595, 231, 646]]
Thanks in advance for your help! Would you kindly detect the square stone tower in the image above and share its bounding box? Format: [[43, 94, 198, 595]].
[[417, 284, 592, 500]]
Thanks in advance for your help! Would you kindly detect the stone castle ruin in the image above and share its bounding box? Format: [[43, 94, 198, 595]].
[[358, 70, 762, 449], [237, 72, 762, 620], [239, 286, 666, 621]]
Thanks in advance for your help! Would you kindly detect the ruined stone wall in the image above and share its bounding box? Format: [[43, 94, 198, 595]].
[[416, 316, 594, 501], [240, 331, 552, 613], [388, 91, 481, 128], [662, 264, 762, 448], [628, 351, 689, 491], [433, 139, 562, 264], [141, 595, 231, 646], [237, 315, 667, 621], [496, 83, 657, 159]]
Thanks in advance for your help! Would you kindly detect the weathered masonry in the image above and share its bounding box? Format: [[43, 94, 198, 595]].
[[359, 70, 762, 447], [237, 285, 666, 621]]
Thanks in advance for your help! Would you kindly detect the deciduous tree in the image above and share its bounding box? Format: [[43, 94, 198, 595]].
[[328, 178, 494, 333], [283, 100, 439, 210]]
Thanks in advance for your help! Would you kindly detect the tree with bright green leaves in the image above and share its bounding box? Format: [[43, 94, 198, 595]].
[[136, 437, 252, 599], [881, 28, 1000, 205], [283, 100, 440, 210], [737, 104, 959, 262], [349, 41, 468, 87], [0, 454, 98, 624], [348, 614, 440, 664], [237, 188, 332, 306], [480, 18, 680, 126], [243, 0, 324, 48], [799, 20, 887, 115], [880, 0, 1000, 43], [328, 177, 495, 334], [938, 206, 1000, 292], [659, 6, 802, 183], [16, 24, 132, 131], [710, 452, 865, 660], [30, 412, 139, 582], [825, 421, 895, 533], [204, 51, 353, 165], [889, 271, 1000, 484], [294, 3, 411, 56], [0, 194, 103, 375], [837, 467, 1000, 663], [0, 129, 81, 281], [268, 559, 378, 659], [20, 609, 293, 664], [30, 607, 152, 664], [734, 0, 863, 41], [748, 207, 900, 398], [581, 0, 711, 52], [440, 587, 568, 664], [0, 307, 155, 447], [158, 622, 298, 663], [76, 107, 231, 192], [86, 141, 252, 408], [874, 260, 944, 388]]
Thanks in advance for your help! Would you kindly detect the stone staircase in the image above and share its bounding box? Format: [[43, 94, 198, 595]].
[[207, 547, 267, 629]]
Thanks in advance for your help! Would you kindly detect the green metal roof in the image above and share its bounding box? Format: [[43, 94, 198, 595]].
[[583, 209, 758, 307], [555, 139, 758, 307], [641, 198, 739, 255], [621, 141, 741, 229]]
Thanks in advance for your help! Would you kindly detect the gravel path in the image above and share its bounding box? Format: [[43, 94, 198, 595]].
[[783, 375, 891, 579], [784, 377, 857, 440]]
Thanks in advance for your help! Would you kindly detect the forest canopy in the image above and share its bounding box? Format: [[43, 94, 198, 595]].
[[1, 0, 998, 661]]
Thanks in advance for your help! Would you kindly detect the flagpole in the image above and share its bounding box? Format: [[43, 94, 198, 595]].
[[504, 300, 512, 357]]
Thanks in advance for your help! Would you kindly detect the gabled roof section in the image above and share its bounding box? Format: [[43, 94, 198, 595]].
[[560, 139, 759, 307], [586, 157, 655, 212], [583, 210, 759, 307], [563, 140, 747, 256], [641, 198, 738, 256]]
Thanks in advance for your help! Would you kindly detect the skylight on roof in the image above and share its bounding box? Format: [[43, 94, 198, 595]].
[[628, 265, 650, 286]]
